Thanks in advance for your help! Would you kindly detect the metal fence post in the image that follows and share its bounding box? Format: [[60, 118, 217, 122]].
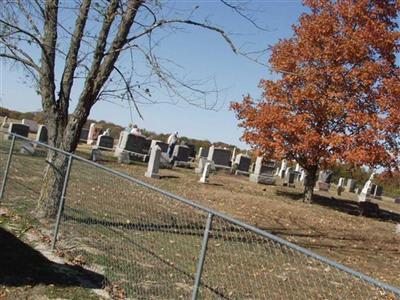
[[51, 155, 73, 250], [0, 135, 16, 202], [192, 213, 213, 300]]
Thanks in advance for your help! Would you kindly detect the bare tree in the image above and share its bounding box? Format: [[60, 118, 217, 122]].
[[0, 0, 268, 217]]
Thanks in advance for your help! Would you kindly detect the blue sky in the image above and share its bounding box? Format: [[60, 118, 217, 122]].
[[0, 1, 307, 148]]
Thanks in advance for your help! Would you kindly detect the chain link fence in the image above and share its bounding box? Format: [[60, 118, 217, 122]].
[[1, 132, 400, 299]]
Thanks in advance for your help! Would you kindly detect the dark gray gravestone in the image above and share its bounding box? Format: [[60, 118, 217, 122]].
[[186, 143, 196, 158], [119, 132, 147, 154], [151, 140, 169, 153], [8, 123, 29, 138], [394, 198, 400, 204], [234, 154, 251, 172], [370, 184, 377, 196], [198, 147, 209, 158], [173, 145, 190, 162], [97, 135, 114, 150], [80, 128, 89, 142], [36, 125, 48, 144], [284, 167, 296, 187], [207, 146, 231, 167], [373, 185, 383, 198], [143, 139, 152, 154]]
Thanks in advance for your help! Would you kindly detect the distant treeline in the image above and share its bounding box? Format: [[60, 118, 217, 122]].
[[0, 106, 241, 153]]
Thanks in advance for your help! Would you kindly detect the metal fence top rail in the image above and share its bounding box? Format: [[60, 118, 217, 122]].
[[4, 131, 400, 296]]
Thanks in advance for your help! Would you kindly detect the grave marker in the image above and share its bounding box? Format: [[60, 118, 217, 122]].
[[36, 125, 48, 144], [87, 123, 102, 145], [234, 154, 251, 175], [4, 123, 29, 140], [145, 145, 161, 179], [207, 146, 231, 170], [198, 147, 209, 158], [346, 179, 356, 193], [151, 140, 169, 153], [199, 162, 212, 184], [249, 157, 276, 185], [96, 134, 114, 150]]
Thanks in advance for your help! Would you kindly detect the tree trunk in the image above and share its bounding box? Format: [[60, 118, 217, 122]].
[[303, 166, 318, 203], [37, 150, 69, 218]]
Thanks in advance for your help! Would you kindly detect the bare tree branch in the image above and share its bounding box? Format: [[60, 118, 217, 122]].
[[126, 19, 237, 54], [58, 0, 92, 118]]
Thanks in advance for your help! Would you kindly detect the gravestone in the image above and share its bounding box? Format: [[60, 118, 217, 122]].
[[295, 163, 301, 172], [1, 116, 9, 129], [20, 142, 35, 155], [173, 145, 190, 162], [118, 152, 131, 164], [195, 157, 212, 174], [283, 167, 295, 187], [90, 148, 103, 162], [338, 178, 346, 188], [96, 134, 114, 150], [317, 181, 330, 191], [80, 128, 89, 143], [346, 179, 356, 193], [231, 147, 237, 163], [4, 123, 29, 140], [115, 131, 148, 157], [87, 123, 102, 145], [358, 173, 376, 202], [249, 157, 276, 185], [278, 160, 288, 178], [199, 162, 212, 184], [36, 125, 48, 144], [151, 140, 169, 153], [145, 145, 161, 179], [198, 147, 209, 158], [143, 139, 152, 154], [173, 145, 191, 168], [186, 143, 196, 159], [394, 198, 400, 204], [207, 146, 231, 170], [22, 119, 39, 133], [316, 170, 333, 191], [234, 154, 251, 175], [373, 185, 383, 200]]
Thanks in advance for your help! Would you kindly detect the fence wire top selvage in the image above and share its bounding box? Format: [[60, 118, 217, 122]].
[[4, 131, 400, 296]]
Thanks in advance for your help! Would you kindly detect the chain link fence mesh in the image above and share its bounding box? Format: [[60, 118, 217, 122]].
[[1, 132, 399, 299]]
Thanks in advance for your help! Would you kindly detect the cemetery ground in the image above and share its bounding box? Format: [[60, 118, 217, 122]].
[[1, 139, 400, 298]]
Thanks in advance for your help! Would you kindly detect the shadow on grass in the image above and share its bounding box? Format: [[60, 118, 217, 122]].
[[160, 175, 180, 179], [276, 190, 400, 223], [0, 227, 104, 288]]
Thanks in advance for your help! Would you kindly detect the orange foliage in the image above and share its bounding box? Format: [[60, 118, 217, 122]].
[[232, 0, 399, 172]]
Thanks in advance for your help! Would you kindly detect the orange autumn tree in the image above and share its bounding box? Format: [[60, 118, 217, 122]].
[[232, 0, 399, 203]]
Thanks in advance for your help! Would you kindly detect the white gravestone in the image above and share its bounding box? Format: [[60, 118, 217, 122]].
[[279, 159, 288, 178], [295, 163, 301, 172], [338, 178, 346, 188], [358, 173, 376, 202], [145, 145, 161, 179], [346, 179, 356, 193], [300, 170, 306, 182], [199, 162, 212, 183], [231, 147, 237, 163], [87, 123, 102, 145]]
